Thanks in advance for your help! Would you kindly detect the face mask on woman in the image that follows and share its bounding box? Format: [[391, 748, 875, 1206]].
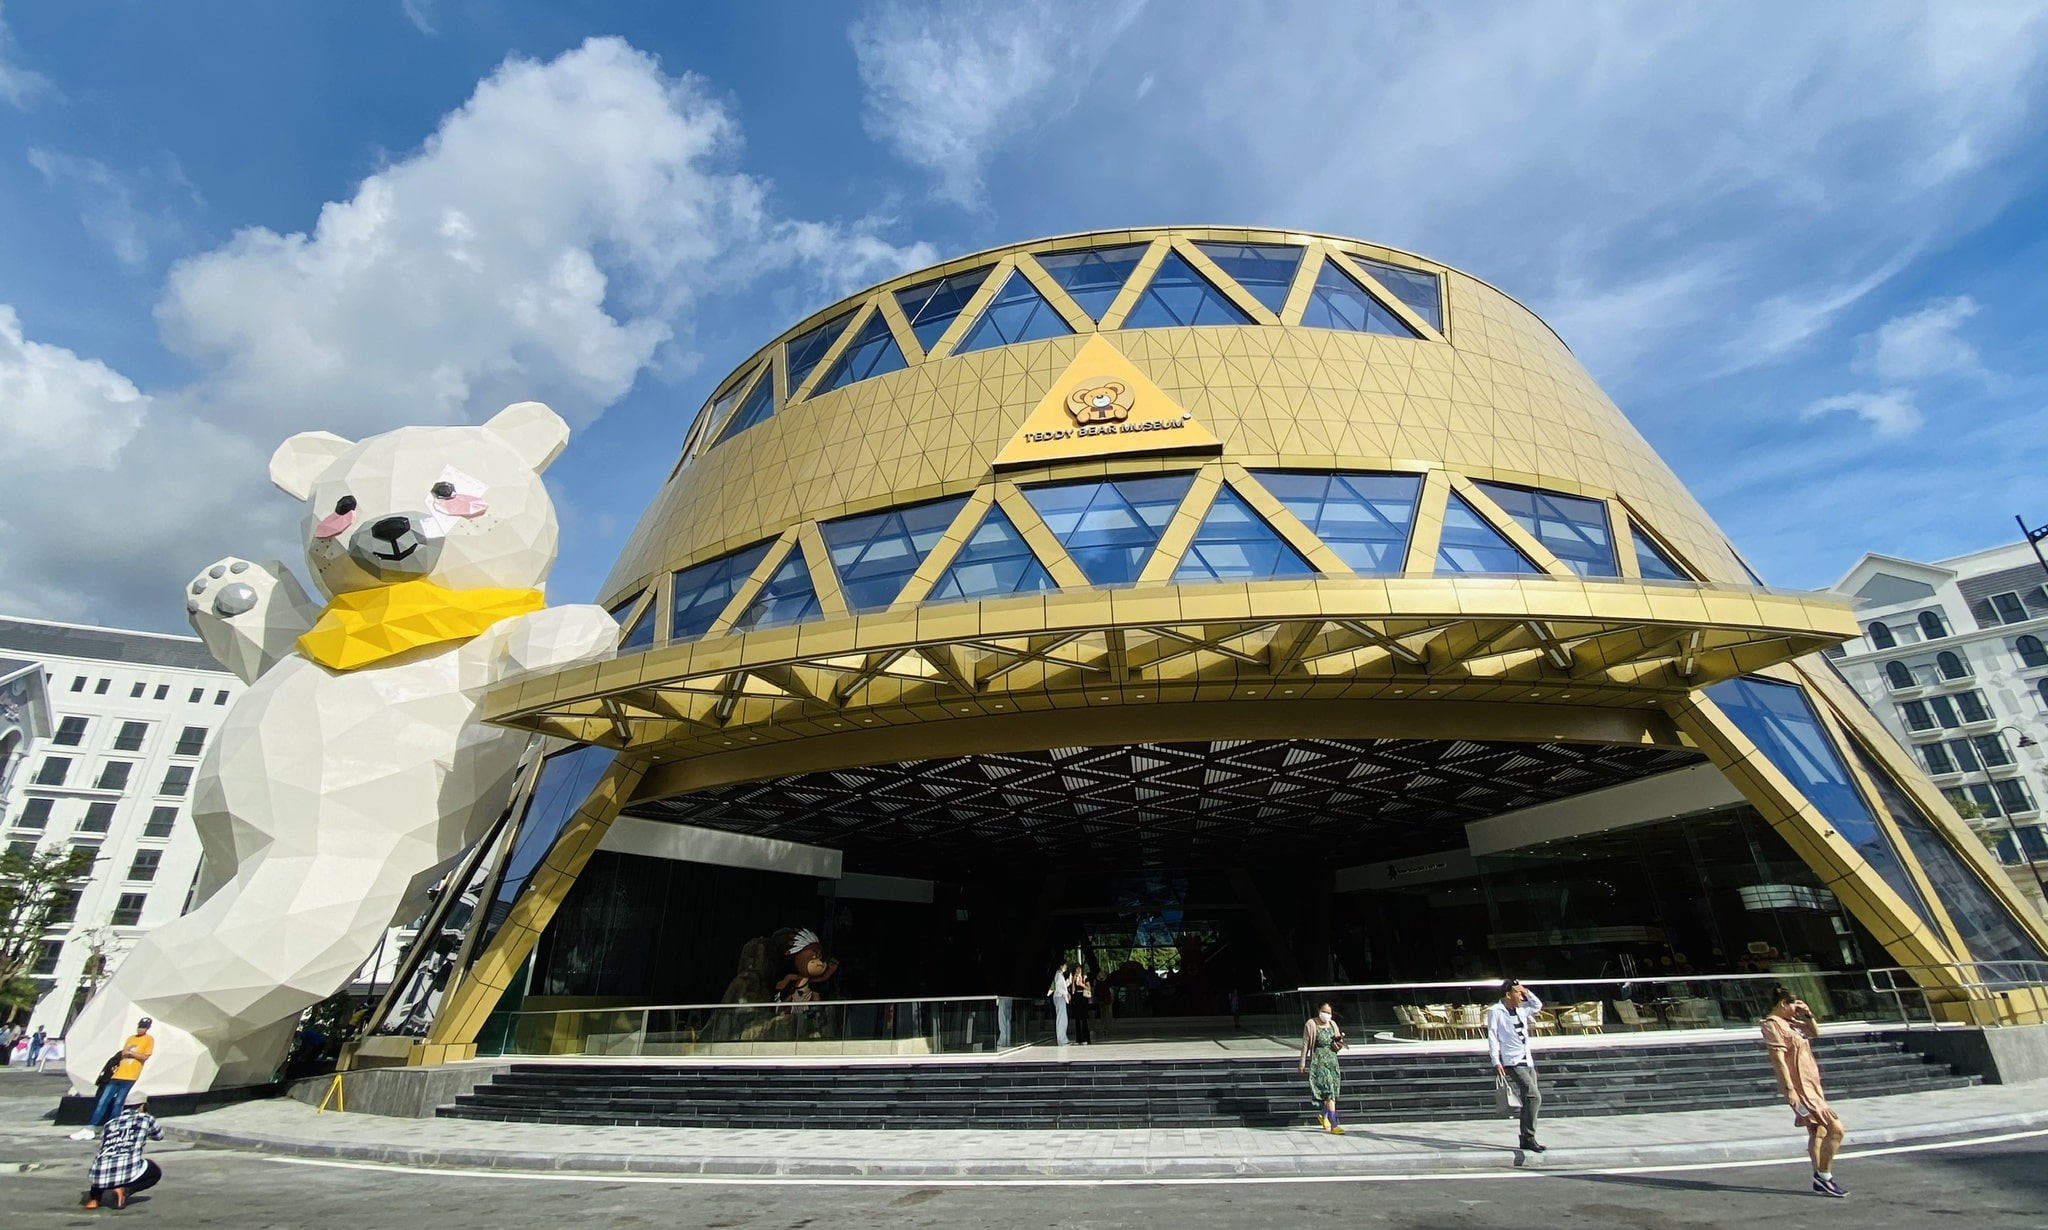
[[1318, 1011, 1332, 1023]]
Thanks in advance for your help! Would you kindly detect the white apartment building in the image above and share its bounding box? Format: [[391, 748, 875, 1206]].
[[1828, 539, 2048, 916], [0, 616, 241, 1035]]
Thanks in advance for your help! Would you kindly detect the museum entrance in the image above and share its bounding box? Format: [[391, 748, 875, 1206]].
[[507, 735, 1889, 1026]]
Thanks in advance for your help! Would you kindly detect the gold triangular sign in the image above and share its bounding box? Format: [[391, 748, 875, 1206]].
[[992, 335, 1223, 468]]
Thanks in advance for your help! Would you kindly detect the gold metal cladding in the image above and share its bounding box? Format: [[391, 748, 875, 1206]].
[[612, 225, 1758, 604], [482, 577, 1857, 780], [992, 334, 1223, 468]]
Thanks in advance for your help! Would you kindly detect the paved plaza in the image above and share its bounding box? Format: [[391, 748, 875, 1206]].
[[3, 1067, 2046, 1228], [164, 1076, 2048, 1177]]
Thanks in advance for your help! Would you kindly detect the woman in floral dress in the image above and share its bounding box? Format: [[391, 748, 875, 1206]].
[[1298, 1001, 1347, 1134]]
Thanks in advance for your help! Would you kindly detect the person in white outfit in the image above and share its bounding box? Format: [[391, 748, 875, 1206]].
[[1048, 962, 1072, 1045], [1485, 977, 1545, 1153]]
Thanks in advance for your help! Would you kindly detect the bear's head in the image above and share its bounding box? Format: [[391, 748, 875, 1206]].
[[1064, 379, 1132, 426], [268, 402, 568, 599]]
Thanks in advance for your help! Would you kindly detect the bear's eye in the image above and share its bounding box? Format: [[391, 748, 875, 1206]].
[[430, 481, 456, 500], [334, 495, 356, 515]]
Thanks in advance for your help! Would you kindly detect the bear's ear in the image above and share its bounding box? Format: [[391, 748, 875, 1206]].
[[484, 401, 570, 473], [269, 431, 355, 500]]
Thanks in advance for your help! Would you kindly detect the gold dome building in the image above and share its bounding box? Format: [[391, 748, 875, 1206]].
[[400, 228, 2047, 1061]]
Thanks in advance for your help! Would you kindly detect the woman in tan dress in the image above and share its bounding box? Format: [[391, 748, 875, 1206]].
[[1761, 987, 1847, 1198]]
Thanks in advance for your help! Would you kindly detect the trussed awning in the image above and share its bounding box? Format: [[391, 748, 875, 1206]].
[[482, 577, 1855, 803]]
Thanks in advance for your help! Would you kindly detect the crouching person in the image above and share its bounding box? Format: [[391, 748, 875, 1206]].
[[83, 1090, 163, 1210]]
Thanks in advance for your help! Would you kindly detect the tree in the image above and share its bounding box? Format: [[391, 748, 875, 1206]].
[[0, 845, 95, 1017]]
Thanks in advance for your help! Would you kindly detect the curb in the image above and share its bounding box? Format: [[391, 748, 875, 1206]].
[[164, 1108, 2048, 1180]]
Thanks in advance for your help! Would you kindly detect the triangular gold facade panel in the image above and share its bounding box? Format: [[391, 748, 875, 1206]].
[[991, 334, 1224, 468]]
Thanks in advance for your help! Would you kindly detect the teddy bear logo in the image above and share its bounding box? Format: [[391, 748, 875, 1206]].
[[1065, 378, 1134, 426]]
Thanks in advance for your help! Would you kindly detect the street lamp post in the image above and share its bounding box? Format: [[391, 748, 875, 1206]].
[[1992, 725, 2048, 900], [2019, 515, 2048, 581]]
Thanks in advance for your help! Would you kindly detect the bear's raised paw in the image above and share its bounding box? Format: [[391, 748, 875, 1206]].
[[186, 557, 273, 620]]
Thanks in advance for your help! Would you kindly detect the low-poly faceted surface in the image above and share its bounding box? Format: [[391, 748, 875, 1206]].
[[68, 402, 617, 1094]]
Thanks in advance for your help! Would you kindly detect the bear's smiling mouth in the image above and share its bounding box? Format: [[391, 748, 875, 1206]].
[[372, 543, 418, 563]]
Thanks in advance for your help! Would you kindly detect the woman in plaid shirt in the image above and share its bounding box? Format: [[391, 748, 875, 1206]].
[[83, 1090, 164, 1210]]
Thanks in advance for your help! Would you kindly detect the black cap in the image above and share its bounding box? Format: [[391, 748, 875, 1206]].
[[137, 1017, 153, 1028]]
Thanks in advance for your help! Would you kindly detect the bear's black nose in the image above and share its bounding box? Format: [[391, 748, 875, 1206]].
[[369, 516, 413, 543]]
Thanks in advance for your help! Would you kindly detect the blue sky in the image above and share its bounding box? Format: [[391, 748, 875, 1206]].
[[1, 1, 2045, 633]]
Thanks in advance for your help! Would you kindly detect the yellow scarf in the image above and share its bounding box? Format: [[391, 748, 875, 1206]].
[[298, 580, 546, 671]]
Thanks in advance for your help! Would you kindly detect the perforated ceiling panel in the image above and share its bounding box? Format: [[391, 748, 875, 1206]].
[[630, 738, 1703, 873]]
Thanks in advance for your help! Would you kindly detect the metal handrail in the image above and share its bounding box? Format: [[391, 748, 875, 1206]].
[[501, 993, 1014, 1017], [1297, 972, 1847, 992]]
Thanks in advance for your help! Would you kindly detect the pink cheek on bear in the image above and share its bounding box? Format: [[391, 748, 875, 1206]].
[[434, 494, 489, 518], [313, 510, 355, 540]]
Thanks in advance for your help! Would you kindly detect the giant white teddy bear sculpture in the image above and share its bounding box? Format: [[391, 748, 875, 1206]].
[[67, 402, 617, 1094]]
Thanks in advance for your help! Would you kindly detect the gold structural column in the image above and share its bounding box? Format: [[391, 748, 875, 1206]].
[[1663, 689, 1966, 988], [417, 754, 650, 1062]]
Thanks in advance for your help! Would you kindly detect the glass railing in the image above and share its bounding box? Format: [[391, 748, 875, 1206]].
[[1269, 968, 2019, 1043], [481, 995, 1051, 1059]]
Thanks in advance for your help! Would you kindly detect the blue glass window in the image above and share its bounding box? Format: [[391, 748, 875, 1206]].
[[711, 367, 776, 445], [929, 506, 1055, 602], [609, 594, 656, 652], [734, 549, 822, 630], [1732, 548, 1768, 587], [471, 745, 617, 963], [1173, 489, 1314, 582], [1631, 523, 1690, 581], [1705, 677, 1940, 939], [895, 267, 992, 352], [670, 541, 774, 640], [1436, 492, 1539, 574], [784, 308, 856, 393], [1254, 471, 1420, 574], [821, 496, 969, 613], [1122, 251, 1255, 329], [1300, 258, 1419, 337], [956, 269, 1074, 354], [682, 375, 749, 459], [1025, 473, 1196, 586], [1473, 482, 1618, 578], [817, 309, 907, 394], [1351, 255, 1442, 332], [1034, 244, 1150, 321], [1194, 242, 1303, 314]]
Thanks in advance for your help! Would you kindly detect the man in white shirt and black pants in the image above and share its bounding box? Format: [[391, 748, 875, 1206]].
[[1487, 977, 1545, 1153]]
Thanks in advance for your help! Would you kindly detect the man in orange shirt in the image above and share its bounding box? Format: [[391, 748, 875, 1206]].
[[68, 1017, 154, 1141]]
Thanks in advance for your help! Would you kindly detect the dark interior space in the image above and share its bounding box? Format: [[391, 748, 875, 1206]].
[[626, 737, 1705, 875]]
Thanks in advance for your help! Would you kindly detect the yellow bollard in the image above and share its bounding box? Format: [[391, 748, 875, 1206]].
[[314, 1072, 345, 1114]]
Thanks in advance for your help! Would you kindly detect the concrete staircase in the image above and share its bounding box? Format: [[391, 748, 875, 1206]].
[[439, 1033, 1975, 1130]]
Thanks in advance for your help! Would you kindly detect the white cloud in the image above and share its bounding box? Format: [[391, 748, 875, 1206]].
[[0, 37, 931, 627], [0, 306, 147, 466], [850, 0, 1146, 207], [1859, 296, 1983, 384], [1800, 390, 1923, 439], [401, 0, 437, 36], [154, 36, 928, 438], [0, 0, 51, 108], [1794, 296, 1991, 446], [26, 149, 173, 268], [970, 3, 2048, 388]]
